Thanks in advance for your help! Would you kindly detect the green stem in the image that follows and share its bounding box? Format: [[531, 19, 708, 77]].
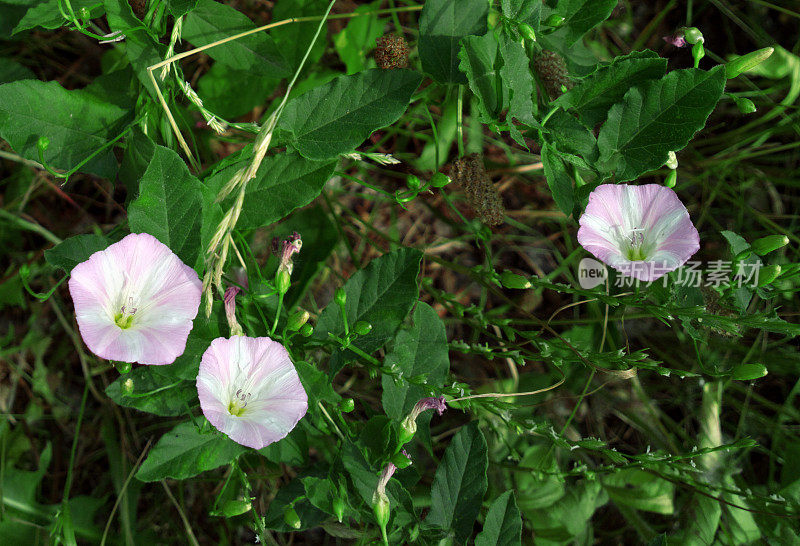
[[270, 292, 284, 336]]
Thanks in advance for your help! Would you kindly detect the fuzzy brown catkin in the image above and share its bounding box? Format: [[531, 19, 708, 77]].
[[533, 50, 573, 99], [374, 34, 410, 70], [452, 154, 505, 226]]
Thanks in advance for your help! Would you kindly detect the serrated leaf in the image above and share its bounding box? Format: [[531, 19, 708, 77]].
[[0, 80, 129, 178], [279, 68, 422, 160], [128, 145, 204, 269], [553, 0, 616, 46], [459, 32, 506, 123], [541, 144, 574, 215], [45, 234, 110, 272], [183, 0, 289, 77], [206, 150, 335, 229], [428, 421, 488, 542], [418, 0, 488, 84], [555, 50, 667, 127], [381, 303, 450, 420], [136, 420, 248, 482], [314, 247, 422, 358], [475, 490, 522, 546], [597, 66, 726, 182]]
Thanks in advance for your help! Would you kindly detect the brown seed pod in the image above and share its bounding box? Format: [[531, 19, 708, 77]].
[[374, 34, 410, 70], [452, 154, 505, 226], [533, 50, 573, 99]]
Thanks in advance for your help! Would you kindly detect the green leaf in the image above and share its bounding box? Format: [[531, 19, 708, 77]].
[[501, 0, 541, 27], [104, 0, 162, 96], [13, 0, 104, 34], [555, 50, 667, 127], [314, 247, 423, 357], [136, 420, 248, 482], [475, 490, 522, 546], [602, 468, 675, 514], [259, 427, 308, 466], [183, 0, 289, 77], [271, 0, 328, 71], [731, 363, 768, 380], [541, 144, 574, 215], [498, 33, 535, 125], [381, 303, 450, 420], [165, 0, 196, 17], [296, 360, 341, 407], [44, 234, 110, 272], [0, 57, 34, 84], [523, 480, 607, 542], [279, 68, 422, 160], [197, 63, 280, 118], [544, 109, 599, 165], [428, 421, 489, 542], [206, 150, 336, 230], [105, 368, 196, 417], [128, 145, 204, 269], [459, 32, 506, 123], [553, 0, 616, 46], [0, 79, 129, 178], [418, 0, 488, 84], [333, 1, 384, 74], [597, 66, 726, 182]]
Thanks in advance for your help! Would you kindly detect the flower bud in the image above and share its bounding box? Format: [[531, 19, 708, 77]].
[[286, 309, 310, 331], [299, 323, 314, 337], [334, 287, 347, 307], [683, 27, 704, 45], [750, 235, 789, 256], [332, 496, 345, 523], [692, 41, 705, 66], [500, 271, 532, 290], [283, 506, 301, 529], [430, 172, 451, 188], [123, 377, 134, 395], [544, 14, 565, 28], [354, 321, 373, 336], [406, 174, 421, 191], [398, 415, 417, 446], [222, 499, 252, 517], [275, 269, 291, 295], [726, 47, 774, 79], [665, 151, 678, 170], [665, 169, 677, 188], [757, 264, 782, 287], [372, 494, 390, 532], [37, 136, 50, 153], [339, 398, 355, 413], [734, 96, 756, 114], [114, 361, 132, 374], [518, 22, 536, 42]]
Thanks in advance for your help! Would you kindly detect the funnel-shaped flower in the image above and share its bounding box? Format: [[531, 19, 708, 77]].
[[577, 184, 700, 281], [68, 233, 201, 365], [197, 336, 308, 449]]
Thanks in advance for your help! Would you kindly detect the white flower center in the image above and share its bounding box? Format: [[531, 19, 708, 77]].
[[614, 226, 651, 261], [114, 297, 138, 329], [228, 388, 253, 417]]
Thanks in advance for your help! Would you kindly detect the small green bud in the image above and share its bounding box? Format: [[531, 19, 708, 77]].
[[406, 174, 421, 191], [114, 361, 132, 374], [222, 499, 252, 517], [733, 96, 756, 114], [665, 151, 678, 170], [334, 287, 347, 307], [372, 495, 390, 529], [339, 398, 355, 413], [275, 270, 291, 295], [544, 14, 565, 28], [692, 41, 705, 67], [750, 235, 789, 256], [299, 323, 314, 337], [37, 136, 50, 152], [286, 309, 310, 331], [354, 321, 373, 336], [726, 47, 774, 79], [430, 172, 451, 188], [122, 377, 134, 395], [683, 27, 704, 45], [518, 22, 536, 42], [283, 506, 301, 529], [332, 496, 345, 523], [757, 264, 782, 287], [500, 271, 532, 290], [78, 6, 90, 19], [391, 451, 412, 469], [397, 415, 416, 446], [665, 169, 678, 188]]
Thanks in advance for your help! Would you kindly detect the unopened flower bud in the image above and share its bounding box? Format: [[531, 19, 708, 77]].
[[726, 47, 773, 79], [665, 169, 678, 188], [222, 499, 252, 517], [114, 361, 132, 374], [501, 271, 532, 289], [683, 27, 704, 45], [224, 285, 244, 336], [757, 264, 782, 287], [299, 323, 314, 337], [692, 41, 705, 66], [275, 269, 291, 295], [733, 96, 756, 114], [354, 321, 372, 336], [544, 14, 565, 28], [339, 398, 355, 413], [333, 496, 345, 523], [37, 136, 50, 152], [287, 309, 310, 331], [406, 174, 421, 191], [430, 172, 451, 188], [398, 396, 447, 446], [518, 22, 536, 42], [666, 151, 678, 170], [334, 287, 347, 307], [123, 377, 134, 395], [283, 506, 301, 529], [751, 235, 789, 256]]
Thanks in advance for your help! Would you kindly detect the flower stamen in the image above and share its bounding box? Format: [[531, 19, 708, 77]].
[[115, 297, 138, 329]]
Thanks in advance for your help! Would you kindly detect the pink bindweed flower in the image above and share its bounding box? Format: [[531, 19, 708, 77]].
[[272, 232, 302, 275], [197, 336, 308, 449], [68, 233, 202, 365], [577, 184, 700, 281]]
